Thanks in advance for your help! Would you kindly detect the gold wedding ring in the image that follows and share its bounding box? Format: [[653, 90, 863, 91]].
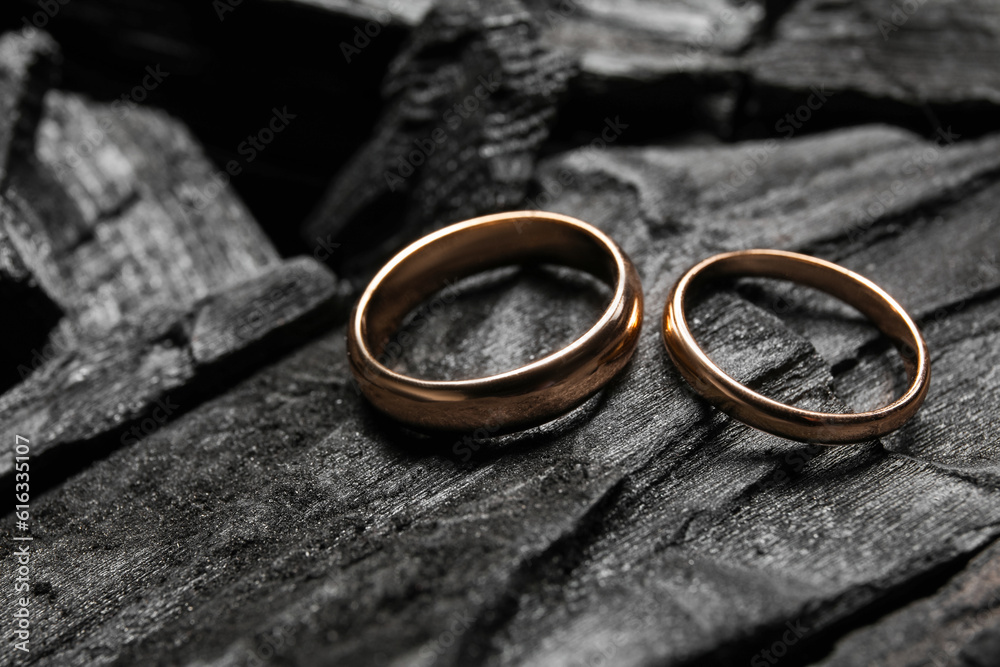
[[348, 211, 643, 432], [662, 250, 930, 444]]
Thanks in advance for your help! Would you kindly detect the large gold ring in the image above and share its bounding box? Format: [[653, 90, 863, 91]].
[[662, 249, 930, 444], [348, 211, 644, 433]]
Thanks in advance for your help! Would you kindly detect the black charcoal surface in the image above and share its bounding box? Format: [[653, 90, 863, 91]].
[[1, 2, 1000, 666]]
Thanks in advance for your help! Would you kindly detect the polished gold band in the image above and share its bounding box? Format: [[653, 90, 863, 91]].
[[662, 249, 930, 444], [348, 211, 644, 433]]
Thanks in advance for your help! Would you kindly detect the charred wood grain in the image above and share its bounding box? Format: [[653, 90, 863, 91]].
[[2, 125, 999, 667], [528, 0, 763, 141], [302, 0, 573, 276], [744, 0, 1000, 138], [814, 537, 1000, 667], [2, 0, 410, 257], [0, 66, 345, 488], [0, 30, 62, 392], [2, 2, 1000, 666]]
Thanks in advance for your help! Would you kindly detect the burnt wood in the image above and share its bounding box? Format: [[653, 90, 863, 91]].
[[1, 1, 1000, 666]]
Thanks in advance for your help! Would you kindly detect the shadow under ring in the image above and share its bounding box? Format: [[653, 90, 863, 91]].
[[662, 249, 930, 444], [348, 211, 644, 433]]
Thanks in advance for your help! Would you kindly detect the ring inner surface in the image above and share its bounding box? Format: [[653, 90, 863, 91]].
[[363, 216, 619, 360], [686, 254, 921, 382]]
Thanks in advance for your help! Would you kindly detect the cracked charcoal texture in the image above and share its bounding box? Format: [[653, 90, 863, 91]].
[[1, 1, 1000, 667], [302, 0, 574, 276], [0, 66, 345, 481]]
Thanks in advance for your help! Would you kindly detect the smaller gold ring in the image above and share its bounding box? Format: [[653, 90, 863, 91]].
[[662, 249, 930, 444], [348, 211, 644, 433]]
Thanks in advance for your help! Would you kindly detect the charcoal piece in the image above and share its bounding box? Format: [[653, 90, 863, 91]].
[[746, 0, 1000, 135], [0, 89, 343, 486], [0, 30, 62, 392], [302, 0, 573, 276], [5, 126, 1000, 666]]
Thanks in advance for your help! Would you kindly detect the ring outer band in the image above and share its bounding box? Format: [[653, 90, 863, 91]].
[[662, 249, 930, 444], [348, 211, 644, 433]]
